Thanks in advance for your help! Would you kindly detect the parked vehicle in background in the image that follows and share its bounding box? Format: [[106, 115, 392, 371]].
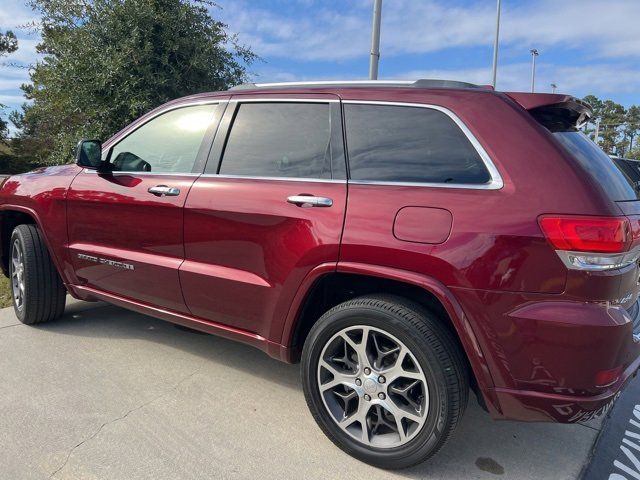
[[0, 79, 638, 469]]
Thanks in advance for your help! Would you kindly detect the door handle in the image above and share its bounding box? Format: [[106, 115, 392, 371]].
[[287, 195, 333, 208], [148, 185, 181, 197]]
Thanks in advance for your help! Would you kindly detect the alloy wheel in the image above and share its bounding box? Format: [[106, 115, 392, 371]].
[[317, 325, 429, 448], [11, 239, 25, 311]]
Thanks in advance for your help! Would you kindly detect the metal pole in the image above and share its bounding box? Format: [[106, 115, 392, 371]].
[[369, 0, 382, 80], [491, 0, 501, 88], [530, 49, 539, 93], [551, 83, 557, 93]]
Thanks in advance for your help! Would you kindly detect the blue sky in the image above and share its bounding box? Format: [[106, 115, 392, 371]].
[[1, 0, 639, 123]]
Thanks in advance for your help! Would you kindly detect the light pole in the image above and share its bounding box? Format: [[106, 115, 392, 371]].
[[491, 0, 502, 88], [530, 49, 539, 93], [550, 83, 557, 93], [369, 0, 383, 80]]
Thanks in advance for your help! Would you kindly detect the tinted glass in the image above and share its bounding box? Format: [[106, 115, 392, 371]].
[[553, 132, 640, 200], [612, 157, 640, 189], [108, 104, 218, 173], [220, 103, 332, 179], [344, 104, 490, 184]]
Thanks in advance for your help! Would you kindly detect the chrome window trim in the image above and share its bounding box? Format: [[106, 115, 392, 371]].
[[231, 97, 339, 103], [341, 100, 504, 190], [81, 169, 200, 177], [200, 173, 345, 184]]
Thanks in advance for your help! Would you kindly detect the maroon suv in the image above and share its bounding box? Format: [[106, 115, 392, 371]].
[[1, 79, 639, 468]]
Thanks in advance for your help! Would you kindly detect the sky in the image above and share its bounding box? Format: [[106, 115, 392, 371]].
[[1, 0, 639, 124]]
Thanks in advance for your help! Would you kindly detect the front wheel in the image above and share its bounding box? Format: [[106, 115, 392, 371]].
[[9, 224, 66, 324], [301, 295, 468, 469]]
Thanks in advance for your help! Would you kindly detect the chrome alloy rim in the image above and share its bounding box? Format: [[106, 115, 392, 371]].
[[11, 239, 25, 310], [317, 325, 429, 448]]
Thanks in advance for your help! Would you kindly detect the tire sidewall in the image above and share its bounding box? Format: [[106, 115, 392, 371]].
[[302, 302, 453, 468]]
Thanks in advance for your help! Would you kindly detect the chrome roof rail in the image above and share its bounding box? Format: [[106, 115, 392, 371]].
[[229, 79, 481, 91]]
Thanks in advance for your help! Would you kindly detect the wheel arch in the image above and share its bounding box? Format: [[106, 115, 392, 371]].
[[0, 206, 61, 280], [280, 262, 500, 415]]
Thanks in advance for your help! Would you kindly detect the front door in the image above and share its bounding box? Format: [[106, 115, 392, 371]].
[[181, 96, 347, 338], [67, 101, 226, 313]]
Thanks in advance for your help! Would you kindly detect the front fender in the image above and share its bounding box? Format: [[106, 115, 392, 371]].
[[0, 204, 70, 284]]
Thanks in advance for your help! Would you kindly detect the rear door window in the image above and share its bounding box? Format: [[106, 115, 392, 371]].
[[343, 103, 491, 184], [219, 102, 333, 179]]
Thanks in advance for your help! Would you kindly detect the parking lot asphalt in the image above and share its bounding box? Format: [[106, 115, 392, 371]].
[[0, 298, 603, 480]]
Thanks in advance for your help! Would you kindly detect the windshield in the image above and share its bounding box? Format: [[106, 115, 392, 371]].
[[553, 131, 640, 201]]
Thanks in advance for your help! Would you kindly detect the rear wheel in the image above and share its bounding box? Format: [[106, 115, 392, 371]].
[[301, 295, 468, 469], [10, 224, 66, 324]]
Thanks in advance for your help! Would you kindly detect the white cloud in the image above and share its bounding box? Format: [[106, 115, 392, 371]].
[[0, 1, 42, 69], [0, 93, 26, 105], [399, 62, 640, 97], [217, 0, 640, 61], [0, 1, 39, 30], [0, 65, 30, 90], [6, 37, 39, 64]]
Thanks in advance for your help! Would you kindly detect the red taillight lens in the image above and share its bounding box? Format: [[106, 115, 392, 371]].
[[595, 366, 622, 388], [539, 216, 631, 253]]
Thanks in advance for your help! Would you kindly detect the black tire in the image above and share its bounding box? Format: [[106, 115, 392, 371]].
[[301, 294, 469, 469], [9, 224, 66, 324]]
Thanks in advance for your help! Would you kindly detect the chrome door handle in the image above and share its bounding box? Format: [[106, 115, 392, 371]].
[[148, 185, 180, 197], [287, 195, 333, 208]]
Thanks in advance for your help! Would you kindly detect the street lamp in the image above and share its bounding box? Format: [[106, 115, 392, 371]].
[[491, 0, 502, 88], [530, 49, 539, 93], [369, 0, 383, 80], [550, 83, 557, 93]]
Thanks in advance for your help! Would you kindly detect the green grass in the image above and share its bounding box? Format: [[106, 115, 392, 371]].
[[0, 275, 13, 308]]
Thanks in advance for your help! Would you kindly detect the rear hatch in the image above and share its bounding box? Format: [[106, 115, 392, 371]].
[[507, 92, 640, 324]]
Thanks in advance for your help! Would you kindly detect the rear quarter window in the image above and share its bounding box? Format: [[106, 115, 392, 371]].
[[552, 132, 640, 201], [343, 103, 491, 185]]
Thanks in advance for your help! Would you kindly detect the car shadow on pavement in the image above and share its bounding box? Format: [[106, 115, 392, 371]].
[[32, 300, 599, 479], [36, 299, 303, 392]]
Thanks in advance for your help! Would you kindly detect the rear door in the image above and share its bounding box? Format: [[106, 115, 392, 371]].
[[67, 100, 226, 312], [180, 94, 346, 338]]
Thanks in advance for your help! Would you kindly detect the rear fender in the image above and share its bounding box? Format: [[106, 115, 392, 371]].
[[277, 261, 501, 416]]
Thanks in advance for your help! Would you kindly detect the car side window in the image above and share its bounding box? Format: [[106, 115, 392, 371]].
[[344, 104, 491, 184], [108, 104, 218, 173], [219, 102, 333, 179]]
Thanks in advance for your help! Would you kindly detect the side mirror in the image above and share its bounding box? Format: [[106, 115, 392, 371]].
[[76, 139, 103, 169]]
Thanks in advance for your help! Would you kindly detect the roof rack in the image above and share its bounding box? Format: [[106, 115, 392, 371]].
[[229, 79, 481, 91]]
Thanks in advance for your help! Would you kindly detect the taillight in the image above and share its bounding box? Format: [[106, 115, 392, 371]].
[[539, 215, 639, 271], [539, 216, 631, 253]]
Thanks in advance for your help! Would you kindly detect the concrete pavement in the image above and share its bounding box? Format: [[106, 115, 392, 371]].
[[0, 299, 602, 479]]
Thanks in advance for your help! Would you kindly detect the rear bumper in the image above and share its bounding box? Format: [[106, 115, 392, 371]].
[[452, 287, 640, 422], [491, 354, 640, 422]]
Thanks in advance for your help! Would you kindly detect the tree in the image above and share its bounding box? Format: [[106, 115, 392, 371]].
[[14, 0, 255, 165], [597, 100, 626, 154], [624, 105, 640, 152], [582, 95, 603, 139], [628, 148, 640, 161], [0, 30, 19, 144]]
